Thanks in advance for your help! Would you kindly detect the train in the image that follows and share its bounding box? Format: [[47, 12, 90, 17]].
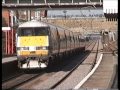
[[16, 20, 86, 69]]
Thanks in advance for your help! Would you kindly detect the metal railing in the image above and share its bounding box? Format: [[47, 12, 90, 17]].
[[3, 0, 102, 4]]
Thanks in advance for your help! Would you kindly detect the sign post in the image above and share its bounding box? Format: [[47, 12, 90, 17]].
[[10, 10, 14, 54]]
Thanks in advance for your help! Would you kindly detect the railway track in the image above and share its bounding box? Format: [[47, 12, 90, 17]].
[[2, 40, 98, 90], [78, 41, 117, 89], [16, 40, 98, 89], [2, 71, 46, 89], [86, 40, 94, 49], [50, 41, 98, 89], [109, 43, 118, 52], [103, 41, 117, 55], [53, 40, 99, 90], [2, 71, 24, 83]]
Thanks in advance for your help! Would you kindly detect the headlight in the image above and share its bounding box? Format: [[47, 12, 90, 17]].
[[17, 47, 29, 50], [42, 47, 47, 50]]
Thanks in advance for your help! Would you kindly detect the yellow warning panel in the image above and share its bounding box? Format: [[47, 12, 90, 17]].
[[19, 36, 49, 46]]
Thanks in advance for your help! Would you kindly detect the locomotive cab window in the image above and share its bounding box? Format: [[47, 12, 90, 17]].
[[34, 27, 49, 36], [18, 27, 49, 36], [18, 28, 33, 36]]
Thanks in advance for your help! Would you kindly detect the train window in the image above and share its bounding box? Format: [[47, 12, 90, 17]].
[[18, 28, 33, 36], [34, 27, 49, 36], [18, 27, 49, 36]]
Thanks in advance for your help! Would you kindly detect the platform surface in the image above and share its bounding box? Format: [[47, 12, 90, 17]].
[[2, 56, 17, 64]]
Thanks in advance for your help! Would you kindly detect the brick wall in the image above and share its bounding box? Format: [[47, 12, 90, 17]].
[[46, 18, 117, 32], [2, 9, 10, 27]]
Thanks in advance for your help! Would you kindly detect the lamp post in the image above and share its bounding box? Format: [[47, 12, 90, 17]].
[[63, 10, 67, 19]]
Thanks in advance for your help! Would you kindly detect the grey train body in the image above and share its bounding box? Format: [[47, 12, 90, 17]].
[[17, 20, 86, 69]]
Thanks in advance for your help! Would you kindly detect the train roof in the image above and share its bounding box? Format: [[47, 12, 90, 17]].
[[19, 20, 49, 28], [18, 20, 74, 34]]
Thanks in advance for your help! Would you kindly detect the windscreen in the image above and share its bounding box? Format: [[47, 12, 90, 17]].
[[18, 27, 49, 36]]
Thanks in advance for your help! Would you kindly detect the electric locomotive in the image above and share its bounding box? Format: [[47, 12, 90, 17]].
[[16, 20, 86, 69]]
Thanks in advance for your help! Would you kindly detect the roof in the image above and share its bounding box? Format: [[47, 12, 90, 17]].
[[19, 20, 49, 28]]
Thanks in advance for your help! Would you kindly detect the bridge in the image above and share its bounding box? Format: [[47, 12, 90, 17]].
[[2, 0, 102, 9], [2, 0, 118, 18]]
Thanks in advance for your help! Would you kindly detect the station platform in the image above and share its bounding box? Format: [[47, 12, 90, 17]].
[[81, 52, 118, 89], [2, 56, 17, 64]]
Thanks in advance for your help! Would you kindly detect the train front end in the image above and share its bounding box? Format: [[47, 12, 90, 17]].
[[16, 21, 50, 69]]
